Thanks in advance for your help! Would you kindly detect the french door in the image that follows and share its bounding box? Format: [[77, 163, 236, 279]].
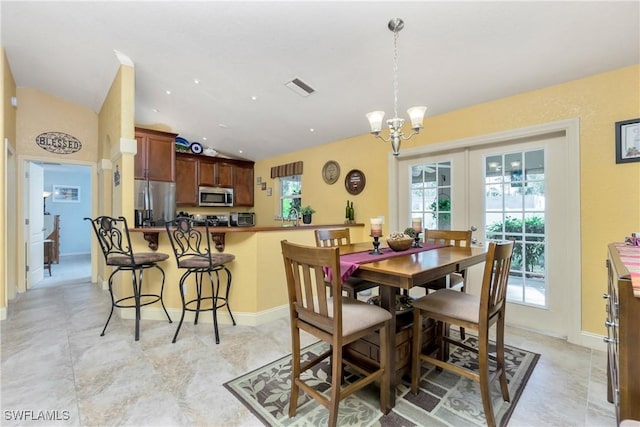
[[395, 127, 577, 338]]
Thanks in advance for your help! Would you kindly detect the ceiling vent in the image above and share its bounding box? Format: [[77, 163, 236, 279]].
[[285, 77, 315, 97]]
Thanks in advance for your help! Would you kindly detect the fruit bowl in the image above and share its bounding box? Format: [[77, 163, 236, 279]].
[[386, 237, 413, 251]]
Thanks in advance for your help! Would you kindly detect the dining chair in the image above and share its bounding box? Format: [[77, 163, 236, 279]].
[[281, 240, 392, 427], [165, 217, 236, 344], [85, 215, 172, 341], [418, 229, 473, 338], [410, 240, 514, 427], [314, 228, 378, 299]]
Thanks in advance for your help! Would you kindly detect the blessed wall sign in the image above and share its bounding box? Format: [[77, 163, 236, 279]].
[[36, 132, 82, 154]]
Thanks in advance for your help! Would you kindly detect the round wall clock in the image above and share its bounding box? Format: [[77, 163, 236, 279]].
[[322, 160, 341, 184], [345, 169, 366, 195]]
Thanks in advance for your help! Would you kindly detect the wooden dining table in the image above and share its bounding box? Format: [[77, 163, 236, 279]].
[[339, 242, 487, 407]]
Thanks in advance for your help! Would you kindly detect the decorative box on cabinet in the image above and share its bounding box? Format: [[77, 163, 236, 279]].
[[605, 243, 640, 424], [134, 127, 177, 182]]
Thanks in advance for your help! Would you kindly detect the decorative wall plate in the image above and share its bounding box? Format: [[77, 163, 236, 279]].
[[322, 160, 341, 184], [345, 169, 366, 195], [190, 142, 203, 154]]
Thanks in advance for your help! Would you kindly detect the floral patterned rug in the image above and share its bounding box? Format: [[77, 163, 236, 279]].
[[224, 336, 539, 426]]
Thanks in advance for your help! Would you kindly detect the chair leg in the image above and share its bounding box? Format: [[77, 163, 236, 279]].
[[222, 267, 236, 325], [459, 284, 466, 340], [154, 265, 172, 323], [411, 307, 423, 395], [288, 323, 301, 418], [478, 330, 497, 427], [101, 270, 118, 337], [208, 270, 221, 344], [496, 313, 510, 402], [379, 321, 391, 414], [172, 272, 189, 343], [194, 272, 203, 325], [328, 341, 343, 427], [132, 269, 142, 341]]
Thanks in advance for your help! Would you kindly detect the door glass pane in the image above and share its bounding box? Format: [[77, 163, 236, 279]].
[[484, 149, 547, 307], [411, 161, 452, 230]]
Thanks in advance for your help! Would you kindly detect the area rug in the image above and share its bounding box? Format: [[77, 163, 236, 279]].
[[224, 336, 539, 426]]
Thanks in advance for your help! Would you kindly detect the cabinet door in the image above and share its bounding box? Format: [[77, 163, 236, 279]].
[[146, 134, 175, 182], [199, 159, 216, 187], [216, 162, 234, 187], [134, 136, 146, 179], [175, 156, 198, 206], [234, 163, 254, 206]]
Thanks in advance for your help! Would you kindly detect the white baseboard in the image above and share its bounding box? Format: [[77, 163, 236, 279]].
[[0, 306, 6, 321], [118, 303, 289, 326], [576, 331, 607, 352]]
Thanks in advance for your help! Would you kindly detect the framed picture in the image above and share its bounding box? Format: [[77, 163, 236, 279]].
[[615, 118, 640, 164], [52, 185, 80, 203]]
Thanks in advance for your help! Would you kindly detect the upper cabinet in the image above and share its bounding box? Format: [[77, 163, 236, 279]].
[[134, 127, 177, 182], [175, 152, 255, 207]]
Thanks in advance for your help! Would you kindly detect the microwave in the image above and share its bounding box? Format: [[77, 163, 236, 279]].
[[230, 212, 255, 227], [198, 187, 233, 207]]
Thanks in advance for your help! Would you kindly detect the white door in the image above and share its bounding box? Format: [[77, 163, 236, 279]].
[[28, 162, 45, 286], [467, 135, 571, 336]]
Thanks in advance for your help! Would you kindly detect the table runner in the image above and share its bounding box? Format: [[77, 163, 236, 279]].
[[614, 243, 640, 298], [326, 242, 448, 283]]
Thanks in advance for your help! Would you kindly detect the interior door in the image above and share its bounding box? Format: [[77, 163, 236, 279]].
[[28, 162, 45, 286], [467, 135, 571, 336]]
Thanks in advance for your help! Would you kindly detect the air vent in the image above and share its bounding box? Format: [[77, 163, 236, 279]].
[[285, 77, 315, 97]]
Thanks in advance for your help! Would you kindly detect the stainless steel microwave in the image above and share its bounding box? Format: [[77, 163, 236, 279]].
[[198, 187, 233, 207]]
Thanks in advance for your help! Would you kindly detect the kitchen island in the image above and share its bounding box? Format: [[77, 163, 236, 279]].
[[118, 223, 366, 328]]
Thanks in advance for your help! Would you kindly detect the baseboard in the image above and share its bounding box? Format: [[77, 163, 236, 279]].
[[60, 252, 91, 257], [0, 306, 6, 321], [576, 331, 607, 352], [118, 303, 289, 326]]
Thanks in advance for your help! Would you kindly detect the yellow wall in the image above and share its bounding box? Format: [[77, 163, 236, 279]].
[[254, 65, 640, 335], [1, 46, 18, 314]]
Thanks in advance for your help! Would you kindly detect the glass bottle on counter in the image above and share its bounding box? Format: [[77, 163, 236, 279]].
[[349, 201, 355, 222]]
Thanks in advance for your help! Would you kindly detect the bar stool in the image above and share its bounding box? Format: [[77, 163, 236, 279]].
[[85, 216, 172, 341], [165, 217, 236, 344]]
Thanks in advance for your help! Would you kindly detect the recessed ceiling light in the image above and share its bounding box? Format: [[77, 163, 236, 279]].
[[251, 96, 257, 101], [202, 137, 207, 141], [309, 128, 315, 132], [152, 108, 159, 113], [165, 90, 171, 95], [238, 149, 243, 154], [194, 79, 200, 84], [219, 124, 228, 129]]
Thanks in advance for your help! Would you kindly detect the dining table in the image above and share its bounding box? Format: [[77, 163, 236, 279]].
[[337, 241, 488, 408]]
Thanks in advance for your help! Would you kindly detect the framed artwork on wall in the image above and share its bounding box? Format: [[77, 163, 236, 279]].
[[52, 185, 80, 203], [615, 118, 640, 164]]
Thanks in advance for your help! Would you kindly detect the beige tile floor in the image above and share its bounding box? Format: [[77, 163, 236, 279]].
[[1, 256, 616, 426]]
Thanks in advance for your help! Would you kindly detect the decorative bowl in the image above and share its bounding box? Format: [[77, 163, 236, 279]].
[[386, 238, 413, 251]]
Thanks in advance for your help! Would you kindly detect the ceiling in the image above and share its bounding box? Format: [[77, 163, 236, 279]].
[[2, 1, 639, 161]]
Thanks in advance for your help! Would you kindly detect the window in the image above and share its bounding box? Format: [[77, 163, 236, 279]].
[[279, 175, 301, 218], [410, 161, 452, 229]]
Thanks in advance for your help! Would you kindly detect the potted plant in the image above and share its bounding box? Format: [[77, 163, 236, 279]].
[[300, 206, 316, 224]]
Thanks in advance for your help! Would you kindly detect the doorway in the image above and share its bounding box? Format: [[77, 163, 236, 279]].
[[22, 160, 93, 291], [390, 119, 581, 343]]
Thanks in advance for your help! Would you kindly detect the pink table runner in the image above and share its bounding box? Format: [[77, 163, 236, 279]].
[[326, 243, 448, 283], [614, 243, 640, 298]]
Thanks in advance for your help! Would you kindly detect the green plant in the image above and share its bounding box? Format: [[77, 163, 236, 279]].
[[486, 215, 545, 275], [429, 198, 451, 226], [300, 205, 316, 215], [403, 227, 417, 238]]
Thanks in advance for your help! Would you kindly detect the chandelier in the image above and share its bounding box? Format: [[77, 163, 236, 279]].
[[366, 18, 427, 156]]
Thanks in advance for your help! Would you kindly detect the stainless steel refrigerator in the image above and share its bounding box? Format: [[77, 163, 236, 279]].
[[134, 179, 176, 227]]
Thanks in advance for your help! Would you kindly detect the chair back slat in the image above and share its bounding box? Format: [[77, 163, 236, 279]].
[[479, 241, 514, 326], [424, 229, 472, 247], [315, 228, 351, 248], [282, 240, 342, 335], [165, 218, 214, 268], [85, 216, 135, 264]]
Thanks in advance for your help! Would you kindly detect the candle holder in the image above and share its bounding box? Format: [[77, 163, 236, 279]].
[[369, 235, 383, 255], [412, 231, 422, 248]]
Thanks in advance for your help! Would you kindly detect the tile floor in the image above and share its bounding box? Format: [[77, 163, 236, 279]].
[[1, 257, 616, 426]]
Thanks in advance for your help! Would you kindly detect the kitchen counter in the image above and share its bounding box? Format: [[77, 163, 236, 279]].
[[131, 223, 364, 251]]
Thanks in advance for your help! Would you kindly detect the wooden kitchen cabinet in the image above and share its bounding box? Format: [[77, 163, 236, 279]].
[[134, 127, 177, 182], [234, 162, 254, 206], [200, 159, 233, 188], [175, 156, 198, 206], [176, 153, 255, 206]]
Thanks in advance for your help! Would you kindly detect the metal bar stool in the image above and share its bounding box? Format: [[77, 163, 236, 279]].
[[165, 217, 236, 344], [85, 216, 172, 341]]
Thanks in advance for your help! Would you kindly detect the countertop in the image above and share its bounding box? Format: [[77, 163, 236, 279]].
[[130, 223, 364, 233]]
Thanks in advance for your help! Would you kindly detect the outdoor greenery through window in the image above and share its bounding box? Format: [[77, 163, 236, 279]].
[[279, 175, 301, 219], [411, 161, 452, 230], [484, 149, 546, 306]]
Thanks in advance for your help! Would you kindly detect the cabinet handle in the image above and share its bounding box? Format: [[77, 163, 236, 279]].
[[602, 293, 610, 299], [603, 337, 616, 344]]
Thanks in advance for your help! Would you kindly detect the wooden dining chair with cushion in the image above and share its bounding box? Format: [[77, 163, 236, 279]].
[[314, 228, 378, 299], [418, 229, 473, 338], [281, 240, 392, 427], [85, 215, 172, 341], [410, 241, 514, 427]]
